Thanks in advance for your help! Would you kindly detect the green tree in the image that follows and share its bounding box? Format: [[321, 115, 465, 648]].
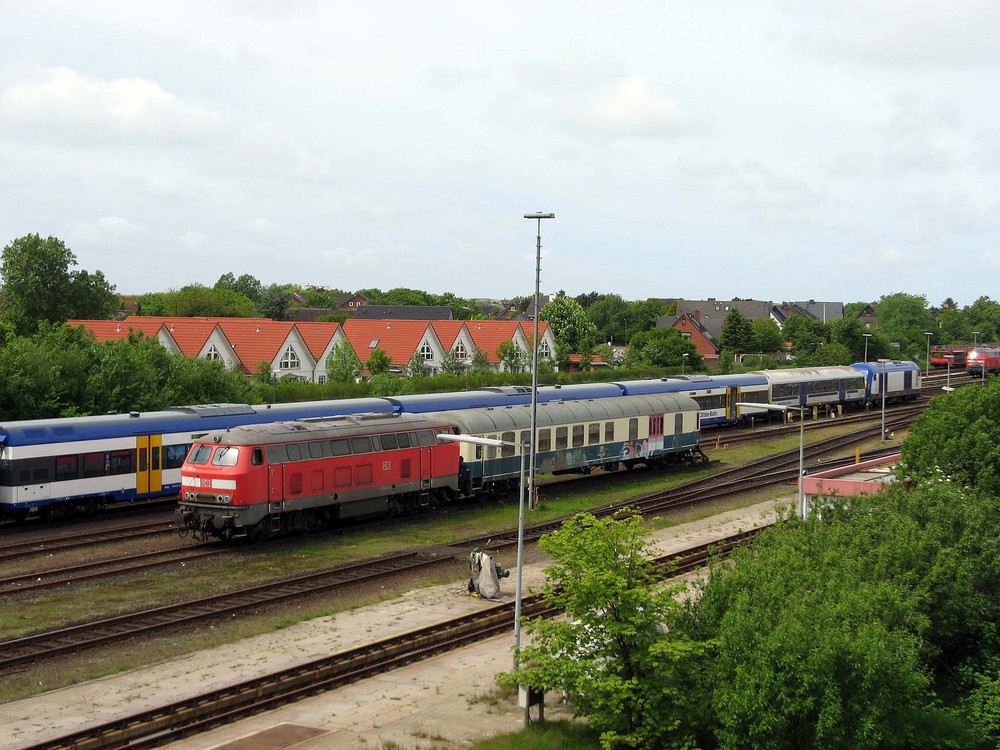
[[405, 352, 429, 379], [365, 347, 391, 376], [625, 299, 669, 339], [507, 511, 706, 750], [718, 308, 754, 354], [440, 348, 467, 376], [0, 234, 118, 334], [541, 296, 597, 354], [623, 327, 696, 368], [876, 292, 933, 358], [257, 284, 291, 320], [750, 317, 785, 353], [325, 342, 362, 383], [215, 272, 262, 303], [496, 340, 525, 373], [586, 294, 630, 345], [470, 347, 493, 374]]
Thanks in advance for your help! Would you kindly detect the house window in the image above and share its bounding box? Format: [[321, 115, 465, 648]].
[[681, 332, 691, 340], [539, 341, 551, 358], [369, 339, 380, 349], [206, 344, 222, 361], [317, 375, 327, 384], [454, 342, 467, 359], [420, 340, 433, 360], [279, 345, 300, 369]]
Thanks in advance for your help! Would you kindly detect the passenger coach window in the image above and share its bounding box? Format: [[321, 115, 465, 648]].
[[675, 414, 684, 434], [164, 445, 188, 469], [588, 424, 600, 445], [83, 452, 105, 477], [109, 451, 130, 475], [212, 447, 240, 466], [628, 418, 639, 441], [56, 456, 79, 481], [188, 445, 213, 465], [605, 423, 614, 441], [486, 436, 498, 460], [572, 425, 584, 448], [501, 432, 515, 457], [538, 429, 551, 452], [556, 427, 568, 450]]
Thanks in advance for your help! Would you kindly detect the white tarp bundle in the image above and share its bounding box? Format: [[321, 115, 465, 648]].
[[469, 549, 503, 600]]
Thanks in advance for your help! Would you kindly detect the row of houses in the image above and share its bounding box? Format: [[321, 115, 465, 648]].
[[70, 316, 558, 383], [657, 298, 876, 363]]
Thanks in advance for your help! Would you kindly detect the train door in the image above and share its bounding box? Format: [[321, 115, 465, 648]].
[[419, 441, 433, 490], [135, 435, 163, 495], [268, 465, 284, 501]]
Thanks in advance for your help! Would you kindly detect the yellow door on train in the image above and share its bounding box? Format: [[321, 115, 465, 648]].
[[136, 435, 164, 495]]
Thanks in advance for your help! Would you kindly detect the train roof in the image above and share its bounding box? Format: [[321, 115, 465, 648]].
[[432, 393, 700, 435], [760, 366, 864, 383], [614, 373, 768, 395], [850, 360, 920, 374], [198, 412, 450, 445], [0, 398, 396, 447]]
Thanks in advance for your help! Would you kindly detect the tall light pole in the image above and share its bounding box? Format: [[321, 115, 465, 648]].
[[681, 352, 689, 375], [736, 402, 806, 517], [877, 358, 890, 441], [973, 331, 980, 347], [862, 333, 872, 362], [437, 433, 528, 673], [924, 331, 933, 375], [524, 212, 554, 512]]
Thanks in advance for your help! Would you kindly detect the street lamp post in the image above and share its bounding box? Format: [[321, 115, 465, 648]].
[[437, 433, 528, 670], [862, 333, 872, 362], [524, 212, 554, 512], [735, 401, 806, 517], [924, 331, 933, 375], [973, 331, 980, 347], [681, 352, 689, 375], [876, 358, 891, 441]]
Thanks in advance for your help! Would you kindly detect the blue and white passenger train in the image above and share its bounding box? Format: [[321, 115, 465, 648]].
[[0, 361, 922, 523]]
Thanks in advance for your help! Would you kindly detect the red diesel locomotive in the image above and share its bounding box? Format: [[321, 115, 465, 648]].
[[177, 412, 459, 541], [967, 348, 1000, 378]]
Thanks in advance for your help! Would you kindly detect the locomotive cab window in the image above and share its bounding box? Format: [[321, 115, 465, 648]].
[[212, 447, 240, 466], [251, 447, 264, 465], [188, 445, 213, 465]]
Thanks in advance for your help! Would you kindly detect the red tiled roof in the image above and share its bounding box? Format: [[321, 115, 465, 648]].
[[215, 319, 298, 372], [341, 319, 433, 366], [285, 321, 340, 361], [122, 316, 219, 357], [67, 319, 165, 341], [428, 321, 467, 351]]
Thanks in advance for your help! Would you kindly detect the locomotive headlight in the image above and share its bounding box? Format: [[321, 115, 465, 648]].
[[216, 494, 232, 504]]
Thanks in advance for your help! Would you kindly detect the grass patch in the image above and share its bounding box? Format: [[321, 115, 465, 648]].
[[467, 720, 600, 750]]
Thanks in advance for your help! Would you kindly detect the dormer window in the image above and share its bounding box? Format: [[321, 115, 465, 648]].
[[206, 344, 222, 361], [454, 341, 467, 359], [279, 345, 300, 370], [420, 340, 433, 360], [539, 341, 551, 358]]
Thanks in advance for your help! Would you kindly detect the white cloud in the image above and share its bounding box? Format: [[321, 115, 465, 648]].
[[588, 77, 693, 138], [67, 216, 144, 245], [245, 217, 278, 235], [178, 232, 209, 250], [0, 66, 223, 146]]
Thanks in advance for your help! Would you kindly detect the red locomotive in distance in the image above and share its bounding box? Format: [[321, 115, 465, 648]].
[[930, 346, 970, 369], [967, 348, 1000, 378]]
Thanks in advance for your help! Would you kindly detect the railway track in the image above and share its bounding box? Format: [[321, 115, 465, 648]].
[[0, 409, 916, 675], [16, 530, 757, 750]]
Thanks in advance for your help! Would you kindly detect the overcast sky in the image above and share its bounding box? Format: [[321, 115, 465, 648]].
[[1, 2, 997, 308]]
